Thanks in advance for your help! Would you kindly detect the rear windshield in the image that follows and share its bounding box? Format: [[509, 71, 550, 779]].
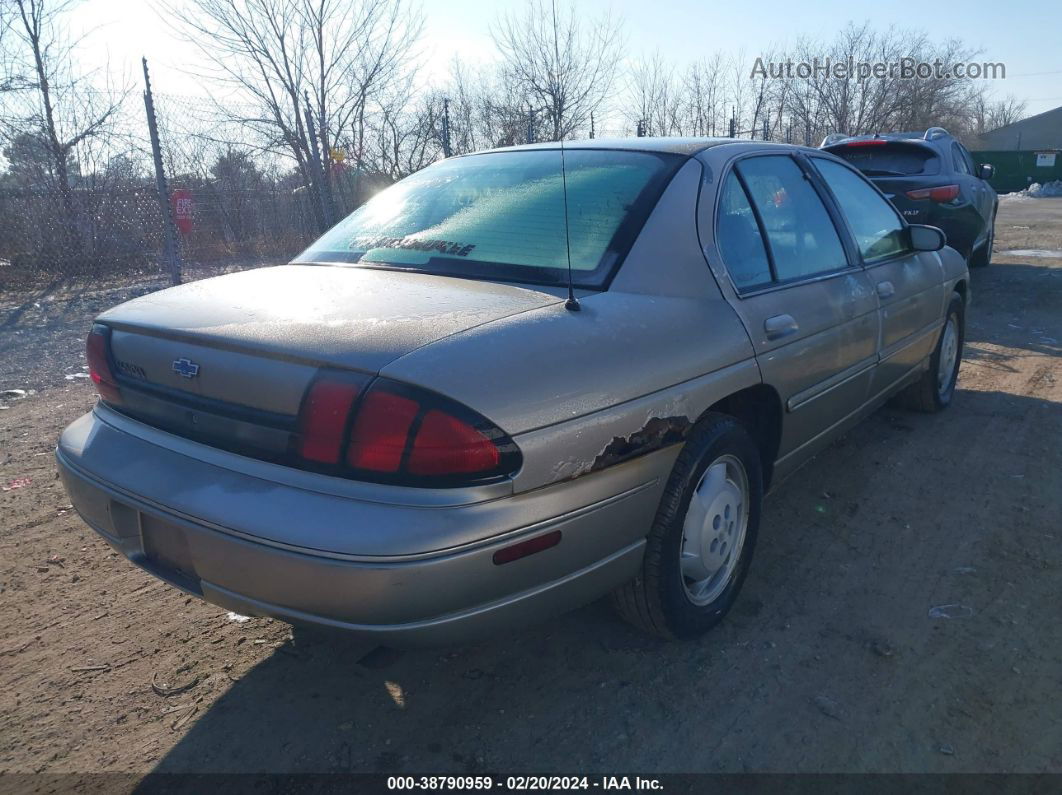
[[826, 143, 941, 176], [294, 149, 684, 288]]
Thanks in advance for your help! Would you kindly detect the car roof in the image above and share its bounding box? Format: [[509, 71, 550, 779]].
[[465, 136, 774, 158]]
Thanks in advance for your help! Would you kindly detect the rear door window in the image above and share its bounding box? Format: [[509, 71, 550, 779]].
[[952, 143, 973, 175], [828, 143, 941, 176], [813, 158, 909, 262], [716, 172, 773, 290], [734, 155, 849, 282]]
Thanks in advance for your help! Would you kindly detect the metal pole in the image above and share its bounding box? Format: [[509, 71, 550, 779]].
[[589, 112, 595, 139], [442, 98, 452, 157], [527, 103, 534, 145], [142, 58, 182, 285]]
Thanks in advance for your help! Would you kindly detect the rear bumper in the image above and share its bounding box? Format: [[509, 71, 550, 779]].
[[56, 408, 672, 645]]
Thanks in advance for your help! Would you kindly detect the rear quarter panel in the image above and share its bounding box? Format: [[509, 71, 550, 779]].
[[382, 159, 761, 492]]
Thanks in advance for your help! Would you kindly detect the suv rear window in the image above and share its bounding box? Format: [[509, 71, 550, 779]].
[[296, 149, 684, 288], [826, 143, 941, 176]]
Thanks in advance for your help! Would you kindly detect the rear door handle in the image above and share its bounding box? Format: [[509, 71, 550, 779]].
[[764, 314, 799, 341], [877, 280, 895, 299]]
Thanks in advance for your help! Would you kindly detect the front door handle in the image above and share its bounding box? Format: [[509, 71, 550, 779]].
[[877, 280, 895, 299], [764, 314, 799, 341]]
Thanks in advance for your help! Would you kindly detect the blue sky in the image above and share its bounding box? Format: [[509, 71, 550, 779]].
[[70, 0, 1062, 115]]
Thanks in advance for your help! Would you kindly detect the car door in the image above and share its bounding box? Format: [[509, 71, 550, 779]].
[[709, 153, 879, 464], [952, 142, 990, 247], [810, 156, 945, 397], [958, 142, 996, 237]]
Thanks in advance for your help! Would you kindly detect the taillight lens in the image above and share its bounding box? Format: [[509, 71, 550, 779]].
[[294, 372, 521, 486], [297, 372, 367, 463], [906, 185, 960, 203], [346, 390, 420, 472], [408, 409, 500, 475], [86, 324, 122, 405]]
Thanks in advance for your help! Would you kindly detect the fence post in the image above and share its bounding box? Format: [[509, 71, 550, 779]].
[[142, 58, 182, 285]]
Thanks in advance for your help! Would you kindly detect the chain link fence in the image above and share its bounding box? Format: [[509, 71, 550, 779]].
[[0, 79, 351, 291]]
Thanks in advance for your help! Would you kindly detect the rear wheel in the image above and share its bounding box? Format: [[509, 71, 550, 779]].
[[970, 228, 994, 268], [895, 293, 964, 412], [612, 413, 762, 639]]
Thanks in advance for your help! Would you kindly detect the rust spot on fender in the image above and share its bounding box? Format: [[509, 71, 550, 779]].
[[591, 416, 692, 472]]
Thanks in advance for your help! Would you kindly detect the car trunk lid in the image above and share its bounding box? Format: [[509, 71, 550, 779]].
[[96, 265, 562, 456]]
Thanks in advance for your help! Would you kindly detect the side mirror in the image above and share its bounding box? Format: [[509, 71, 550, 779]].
[[909, 224, 946, 252], [978, 163, 994, 181]]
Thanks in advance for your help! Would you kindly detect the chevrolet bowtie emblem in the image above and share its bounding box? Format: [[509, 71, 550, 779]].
[[172, 358, 200, 378]]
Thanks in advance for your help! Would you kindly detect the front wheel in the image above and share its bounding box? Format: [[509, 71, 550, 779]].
[[895, 292, 964, 412], [612, 414, 762, 639]]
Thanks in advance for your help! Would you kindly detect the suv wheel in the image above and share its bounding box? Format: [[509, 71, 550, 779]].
[[971, 228, 994, 268], [612, 413, 762, 639]]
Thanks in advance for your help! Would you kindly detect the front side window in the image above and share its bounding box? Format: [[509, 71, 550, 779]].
[[295, 149, 683, 288], [813, 158, 909, 262], [735, 155, 848, 282]]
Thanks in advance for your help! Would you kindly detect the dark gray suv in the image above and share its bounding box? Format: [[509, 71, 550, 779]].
[[822, 128, 997, 267]]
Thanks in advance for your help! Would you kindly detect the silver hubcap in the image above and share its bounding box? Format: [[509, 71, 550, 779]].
[[680, 455, 749, 606], [938, 316, 959, 396]]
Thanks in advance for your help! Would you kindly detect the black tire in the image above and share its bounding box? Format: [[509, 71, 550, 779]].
[[895, 292, 964, 413], [611, 413, 762, 639]]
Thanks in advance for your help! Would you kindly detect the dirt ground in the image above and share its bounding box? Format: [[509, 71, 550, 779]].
[[1, 199, 1060, 779]]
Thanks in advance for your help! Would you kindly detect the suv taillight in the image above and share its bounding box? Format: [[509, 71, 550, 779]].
[[86, 324, 122, 405], [906, 185, 960, 203], [295, 371, 520, 486]]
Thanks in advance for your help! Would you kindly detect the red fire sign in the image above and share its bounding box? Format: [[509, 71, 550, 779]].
[[171, 189, 193, 235]]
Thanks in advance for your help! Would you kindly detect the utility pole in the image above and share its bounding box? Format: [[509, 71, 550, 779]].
[[142, 57, 182, 285], [442, 98, 452, 157]]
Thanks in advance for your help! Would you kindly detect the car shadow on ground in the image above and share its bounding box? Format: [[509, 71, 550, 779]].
[[144, 381, 1061, 775]]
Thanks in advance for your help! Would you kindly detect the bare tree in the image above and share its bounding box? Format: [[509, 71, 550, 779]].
[[2, 0, 126, 257], [626, 52, 680, 136], [161, 0, 422, 231], [492, 0, 623, 141]]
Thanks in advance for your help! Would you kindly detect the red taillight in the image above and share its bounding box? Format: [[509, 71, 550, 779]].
[[347, 390, 420, 472], [86, 325, 122, 404], [297, 374, 366, 463], [408, 409, 500, 475], [294, 373, 520, 486], [906, 185, 960, 202]]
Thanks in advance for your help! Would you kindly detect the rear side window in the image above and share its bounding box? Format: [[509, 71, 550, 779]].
[[296, 149, 683, 288], [814, 159, 909, 262], [828, 143, 941, 176], [735, 155, 848, 282], [716, 172, 772, 290]]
